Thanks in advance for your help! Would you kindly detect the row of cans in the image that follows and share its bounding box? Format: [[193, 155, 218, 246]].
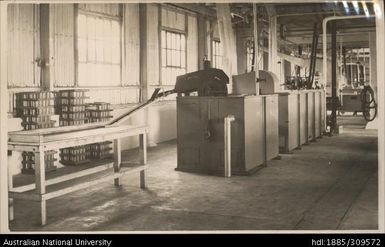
[[16, 107, 55, 116], [16, 91, 54, 100], [56, 90, 87, 99], [21, 151, 57, 174], [22, 121, 55, 130]]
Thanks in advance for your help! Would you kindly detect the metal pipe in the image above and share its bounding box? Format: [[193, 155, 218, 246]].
[[322, 15, 374, 87], [253, 3, 259, 77], [331, 21, 337, 133], [224, 115, 235, 178]]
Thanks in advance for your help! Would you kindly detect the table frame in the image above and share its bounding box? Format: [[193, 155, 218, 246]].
[[8, 125, 148, 226]]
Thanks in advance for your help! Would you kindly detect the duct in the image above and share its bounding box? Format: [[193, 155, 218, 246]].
[[216, 3, 237, 92]]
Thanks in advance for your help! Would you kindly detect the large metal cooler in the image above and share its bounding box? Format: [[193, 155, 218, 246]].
[[176, 95, 278, 175], [307, 91, 315, 141], [299, 92, 308, 145], [278, 92, 300, 153], [314, 90, 321, 138], [320, 89, 326, 134], [265, 95, 279, 160]]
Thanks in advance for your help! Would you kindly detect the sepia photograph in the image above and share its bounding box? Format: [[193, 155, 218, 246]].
[[0, 0, 384, 235]]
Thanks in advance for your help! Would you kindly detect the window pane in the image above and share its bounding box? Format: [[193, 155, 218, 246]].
[[171, 33, 176, 50], [78, 14, 87, 38], [112, 65, 120, 85], [161, 30, 187, 86], [112, 43, 120, 64], [88, 17, 96, 39], [78, 38, 87, 62], [78, 63, 88, 84], [111, 21, 120, 40], [77, 12, 121, 86], [181, 35, 185, 51], [162, 49, 166, 67], [88, 39, 95, 61], [176, 34, 180, 51], [96, 40, 104, 62], [161, 31, 166, 49], [167, 49, 172, 66], [95, 18, 104, 40], [181, 51, 186, 68], [167, 32, 171, 49]]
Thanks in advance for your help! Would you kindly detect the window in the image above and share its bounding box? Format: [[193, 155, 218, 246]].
[[161, 30, 186, 86], [212, 40, 223, 69], [77, 12, 121, 86]]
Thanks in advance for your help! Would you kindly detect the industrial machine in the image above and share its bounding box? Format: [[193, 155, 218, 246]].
[[338, 85, 377, 122], [175, 69, 279, 176]]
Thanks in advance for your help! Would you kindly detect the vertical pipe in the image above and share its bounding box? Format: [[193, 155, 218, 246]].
[[331, 21, 337, 133], [139, 4, 148, 102], [253, 4, 259, 79], [224, 115, 235, 177]]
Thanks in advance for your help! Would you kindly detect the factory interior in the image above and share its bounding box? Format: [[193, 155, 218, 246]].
[[0, 0, 384, 232]]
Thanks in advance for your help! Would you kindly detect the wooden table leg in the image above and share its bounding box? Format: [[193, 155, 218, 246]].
[[113, 139, 122, 187], [35, 149, 46, 225], [139, 133, 147, 189], [8, 156, 14, 221], [40, 199, 46, 226], [8, 199, 14, 221]]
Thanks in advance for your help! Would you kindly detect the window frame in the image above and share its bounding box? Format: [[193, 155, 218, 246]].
[[211, 39, 223, 69], [75, 6, 123, 87], [160, 28, 187, 86]]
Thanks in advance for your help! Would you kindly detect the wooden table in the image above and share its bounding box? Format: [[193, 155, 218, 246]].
[[8, 124, 148, 226]]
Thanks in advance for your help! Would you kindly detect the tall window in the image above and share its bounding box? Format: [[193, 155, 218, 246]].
[[161, 30, 186, 85], [77, 12, 121, 86], [212, 40, 223, 69]]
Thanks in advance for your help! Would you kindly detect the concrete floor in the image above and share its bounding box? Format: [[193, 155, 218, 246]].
[[9, 117, 378, 232]]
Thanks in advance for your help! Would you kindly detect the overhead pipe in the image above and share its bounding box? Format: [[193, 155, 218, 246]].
[[322, 15, 374, 87]]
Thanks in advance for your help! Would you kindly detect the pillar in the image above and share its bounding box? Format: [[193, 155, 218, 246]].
[[197, 14, 208, 70], [374, 0, 384, 231], [268, 15, 278, 77], [331, 21, 337, 133], [40, 4, 55, 91], [369, 32, 377, 97]]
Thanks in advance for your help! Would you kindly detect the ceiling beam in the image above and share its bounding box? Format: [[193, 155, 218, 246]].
[[168, 3, 217, 18]]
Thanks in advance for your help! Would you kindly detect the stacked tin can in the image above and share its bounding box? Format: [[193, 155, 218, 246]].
[[85, 102, 113, 123], [55, 90, 87, 126], [55, 90, 90, 166], [85, 102, 113, 160], [15, 91, 57, 174]]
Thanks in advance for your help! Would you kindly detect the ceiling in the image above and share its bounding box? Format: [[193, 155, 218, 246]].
[[172, 2, 377, 51]]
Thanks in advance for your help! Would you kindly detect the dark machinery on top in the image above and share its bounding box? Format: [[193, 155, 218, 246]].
[[109, 65, 229, 125]]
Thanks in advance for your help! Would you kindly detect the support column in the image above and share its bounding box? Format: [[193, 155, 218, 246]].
[[268, 15, 278, 77], [369, 32, 377, 97], [253, 3, 259, 79], [0, 1, 9, 233], [197, 14, 208, 70], [139, 4, 148, 102], [331, 21, 338, 133], [374, 0, 384, 232], [284, 60, 291, 78], [40, 4, 55, 91]]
